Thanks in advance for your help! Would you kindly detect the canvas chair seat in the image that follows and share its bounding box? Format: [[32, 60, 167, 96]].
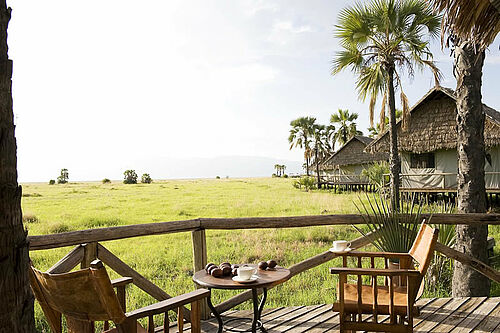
[[104, 322, 146, 333], [332, 283, 419, 316]]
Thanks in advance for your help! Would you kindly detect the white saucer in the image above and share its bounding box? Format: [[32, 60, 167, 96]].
[[329, 247, 352, 254], [232, 275, 258, 283]]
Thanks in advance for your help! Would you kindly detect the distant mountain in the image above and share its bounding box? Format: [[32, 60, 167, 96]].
[[141, 156, 303, 179]]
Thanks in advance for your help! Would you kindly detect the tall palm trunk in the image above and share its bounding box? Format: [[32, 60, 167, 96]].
[[452, 40, 490, 297], [315, 147, 321, 189], [0, 2, 36, 331], [386, 64, 401, 211]]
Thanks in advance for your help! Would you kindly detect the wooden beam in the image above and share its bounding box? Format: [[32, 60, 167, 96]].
[[47, 245, 84, 274], [435, 242, 500, 283], [96, 243, 192, 321], [28, 214, 500, 251], [29, 219, 201, 250], [191, 229, 209, 320], [81, 242, 98, 268]]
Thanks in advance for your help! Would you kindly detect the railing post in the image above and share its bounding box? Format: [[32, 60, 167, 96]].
[[81, 242, 98, 268], [191, 229, 209, 319]]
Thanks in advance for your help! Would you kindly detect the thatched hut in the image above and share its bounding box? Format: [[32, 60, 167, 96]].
[[321, 136, 388, 184], [366, 86, 500, 190]]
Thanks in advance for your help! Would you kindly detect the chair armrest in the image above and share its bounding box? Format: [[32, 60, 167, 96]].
[[330, 267, 421, 277], [344, 251, 412, 259], [126, 289, 210, 320], [111, 277, 133, 288]]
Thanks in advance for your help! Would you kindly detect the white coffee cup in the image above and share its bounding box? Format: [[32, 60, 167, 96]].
[[237, 266, 257, 280], [332, 240, 351, 252]]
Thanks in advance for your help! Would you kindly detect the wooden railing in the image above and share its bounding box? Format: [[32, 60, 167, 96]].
[[382, 172, 500, 190], [28, 214, 500, 321]]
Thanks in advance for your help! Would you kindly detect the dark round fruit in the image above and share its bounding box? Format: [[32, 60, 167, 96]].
[[211, 268, 223, 277], [231, 264, 239, 269], [232, 268, 238, 276], [205, 263, 216, 271], [267, 260, 277, 269], [222, 266, 232, 276], [208, 266, 218, 275], [220, 262, 231, 267], [258, 261, 268, 270]]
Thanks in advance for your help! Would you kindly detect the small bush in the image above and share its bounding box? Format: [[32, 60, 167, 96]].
[[216, 176, 221, 179], [123, 170, 138, 184], [102, 178, 111, 184], [84, 217, 121, 229], [49, 179, 55, 185], [361, 162, 389, 189], [292, 176, 316, 191], [283, 174, 288, 178], [272, 173, 277, 177], [48, 222, 71, 234], [23, 213, 39, 224], [141, 173, 152, 184], [22, 193, 42, 197]]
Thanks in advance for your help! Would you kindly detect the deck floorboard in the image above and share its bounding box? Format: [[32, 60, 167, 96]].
[[161, 297, 500, 332]]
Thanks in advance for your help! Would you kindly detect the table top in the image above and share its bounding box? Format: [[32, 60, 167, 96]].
[[192, 264, 291, 290]]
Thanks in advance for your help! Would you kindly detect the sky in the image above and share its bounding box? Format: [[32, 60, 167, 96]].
[[7, 0, 500, 182]]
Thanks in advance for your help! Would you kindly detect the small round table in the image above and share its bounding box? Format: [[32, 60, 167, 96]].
[[193, 264, 291, 333]]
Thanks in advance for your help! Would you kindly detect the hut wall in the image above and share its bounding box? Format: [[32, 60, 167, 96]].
[[401, 147, 500, 189], [337, 164, 368, 183], [401, 149, 458, 189]]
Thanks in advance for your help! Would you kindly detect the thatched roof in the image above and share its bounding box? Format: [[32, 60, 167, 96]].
[[429, 0, 500, 50], [322, 136, 388, 169], [366, 86, 500, 154]]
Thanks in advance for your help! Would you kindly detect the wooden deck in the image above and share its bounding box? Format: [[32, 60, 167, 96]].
[[165, 297, 500, 332]]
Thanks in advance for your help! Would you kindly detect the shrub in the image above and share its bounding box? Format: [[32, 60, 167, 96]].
[[141, 173, 152, 184], [49, 179, 55, 185], [23, 213, 39, 224], [102, 178, 111, 184], [292, 176, 316, 191], [48, 222, 71, 234], [57, 168, 69, 184], [216, 176, 221, 179], [123, 170, 138, 184], [283, 174, 288, 178], [361, 162, 389, 189], [272, 173, 277, 178]]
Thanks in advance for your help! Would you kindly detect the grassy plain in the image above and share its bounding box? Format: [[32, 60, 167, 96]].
[[22, 177, 500, 330]]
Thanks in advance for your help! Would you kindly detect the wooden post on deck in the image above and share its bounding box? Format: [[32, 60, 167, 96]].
[[191, 229, 210, 319], [81, 242, 98, 268]]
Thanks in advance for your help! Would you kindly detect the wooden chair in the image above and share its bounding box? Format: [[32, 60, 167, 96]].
[[330, 221, 439, 333], [29, 259, 210, 333]]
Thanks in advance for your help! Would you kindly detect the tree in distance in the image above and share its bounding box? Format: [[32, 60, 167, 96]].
[[48, 179, 55, 185], [141, 173, 152, 184], [57, 168, 69, 184], [102, 178, 111, 184], [123, 170, 138, 184]]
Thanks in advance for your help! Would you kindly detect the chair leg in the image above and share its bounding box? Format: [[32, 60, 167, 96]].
[[190, 300, 201, 333], [117, 318, 138, 333]]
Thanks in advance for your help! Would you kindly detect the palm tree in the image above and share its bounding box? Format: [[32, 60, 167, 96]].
[[368, 110, 402, 138], [281, 164, 286, 177], [289, 117, 317, 176], [429, 0, 500, 297], [0, 1, 36, 331], [332, 0, 441, 209], [274, 164, 281, 177], [322, 124, 336, 153], [330, 109, 362, 147], [311, 124, 327, 188]]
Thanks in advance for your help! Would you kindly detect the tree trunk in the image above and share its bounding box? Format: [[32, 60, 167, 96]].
[[452, 40, 490, 297], [386, 65, 400, 211], [0, 3, 36, 331], [315, 147, 321, 189]]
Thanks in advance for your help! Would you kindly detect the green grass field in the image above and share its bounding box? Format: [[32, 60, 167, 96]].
[[22, 177, 500, 331]]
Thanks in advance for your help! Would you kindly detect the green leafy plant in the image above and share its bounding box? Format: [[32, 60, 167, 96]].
[[48, 179, 55, 185], [102, 178, 111, 184], [57, 168, 69, 184], [141, 173, 152, 184], [123, 170, 138, 184], [292, 176, 316, 192], [353, 193, 426, 255], [361, 162, 389, 189]]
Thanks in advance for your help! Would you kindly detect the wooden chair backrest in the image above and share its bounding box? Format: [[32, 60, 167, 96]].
[[409, 222, 439, 275], [29, 260, 126, 332]]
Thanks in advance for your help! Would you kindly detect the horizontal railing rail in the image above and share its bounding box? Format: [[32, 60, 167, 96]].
[[28, 213, 500, 322], [28, 214, 500, 251]]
